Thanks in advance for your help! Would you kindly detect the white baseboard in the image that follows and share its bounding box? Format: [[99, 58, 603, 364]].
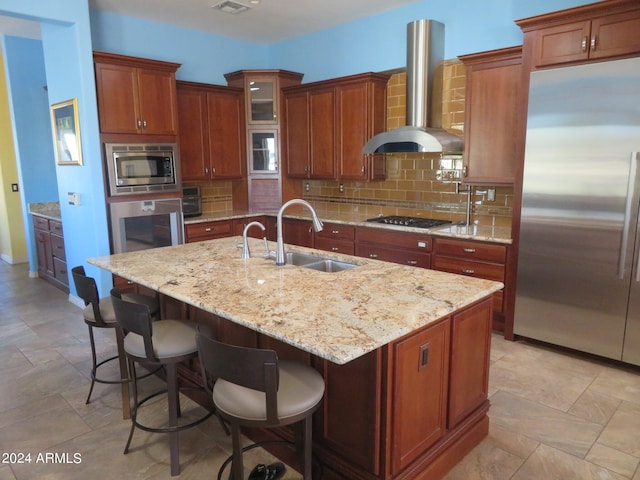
[[0, 253, 29, 265]]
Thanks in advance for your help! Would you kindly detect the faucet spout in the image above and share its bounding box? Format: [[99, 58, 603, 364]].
[[275, 199, 323, 266], [240, 221, 266, 259]]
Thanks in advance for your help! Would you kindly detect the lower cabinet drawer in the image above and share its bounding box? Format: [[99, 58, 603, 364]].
[[185, 220, 233, 242], [314, 237, 355, 255], [50, 234, 66, 261], [357, 244, 431, 269], [53, 257, 68, 286], [433, 256, 505, 282]]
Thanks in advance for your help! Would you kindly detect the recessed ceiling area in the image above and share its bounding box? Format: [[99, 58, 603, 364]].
[[86, 0, 422, 43]]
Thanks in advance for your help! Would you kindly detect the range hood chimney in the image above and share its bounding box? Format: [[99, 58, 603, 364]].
[[363, 19, 464, 155]]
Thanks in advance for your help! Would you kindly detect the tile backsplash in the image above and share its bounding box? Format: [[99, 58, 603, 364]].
[[305, 60, 513, 229], [195, 60, 514, 230]]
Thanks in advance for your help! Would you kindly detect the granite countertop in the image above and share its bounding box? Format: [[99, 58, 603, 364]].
[[88, 237, 503, 365], [28, 202, 61, 221], [185, 210, 512, 244]]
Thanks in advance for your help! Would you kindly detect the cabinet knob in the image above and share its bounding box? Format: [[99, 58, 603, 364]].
[[142, 119, 147, 128], [369, 253, 378, 259], [205, 167, 209, 174], [137, 119, 143, 128], [361, 165, 366, 174], [462, 165, 468, 177]]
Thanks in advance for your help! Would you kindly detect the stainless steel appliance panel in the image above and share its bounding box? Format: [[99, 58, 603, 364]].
[[624, 152, 640, 365], [515, 57, 640, 363], [109, 198, 184, 254]]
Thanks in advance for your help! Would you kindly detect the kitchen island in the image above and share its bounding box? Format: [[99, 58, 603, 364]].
[[88, 237, 502, 479]]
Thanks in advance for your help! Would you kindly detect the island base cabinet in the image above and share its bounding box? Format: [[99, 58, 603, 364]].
[[391, 319, 450, 474]]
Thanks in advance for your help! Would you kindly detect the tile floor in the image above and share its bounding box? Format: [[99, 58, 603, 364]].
[[1, 260, 640, 479]]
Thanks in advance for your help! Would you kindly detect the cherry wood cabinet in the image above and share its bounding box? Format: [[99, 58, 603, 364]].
[[283, 87, 337, 179], [433, 238, 506, 321], [314, 222, 355, 255], [176, 81, 245, 180], [283, 73, 389, 181], [459, 46, 522, 185], [391, 318, 450, 473], [518, 4, 640, 69], [356, 226, 432, 268], [184, 219, 233, 243], [94, 52, 180, 136], [33, 216, 68, 293]]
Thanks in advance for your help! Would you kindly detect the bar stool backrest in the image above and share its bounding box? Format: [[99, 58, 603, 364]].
[[72, 265, 106, 327], [111, 288, 158, 363], [197, 334, 280, 423]]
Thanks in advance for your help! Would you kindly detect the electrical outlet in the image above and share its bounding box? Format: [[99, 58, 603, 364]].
[[67, 192, 81, 206], [487, 188, 496, 202], [11, 183, 19, 192]]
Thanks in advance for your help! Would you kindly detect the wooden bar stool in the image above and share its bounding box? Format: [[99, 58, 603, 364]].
[[72, 265, 159, 419], [196, 333, 325, 479], [111, 288, 214, 476]]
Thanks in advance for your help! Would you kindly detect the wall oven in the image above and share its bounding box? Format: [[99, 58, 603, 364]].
[[109, 198, 184, 254], [105, 143, 181, 196]]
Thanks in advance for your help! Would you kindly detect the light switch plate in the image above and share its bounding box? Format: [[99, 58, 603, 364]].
[[67, 192, 80, 205]]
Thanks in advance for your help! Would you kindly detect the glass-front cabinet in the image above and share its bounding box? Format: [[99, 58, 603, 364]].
[[225, 70, 303, 212], [250, 130, 278, 173]]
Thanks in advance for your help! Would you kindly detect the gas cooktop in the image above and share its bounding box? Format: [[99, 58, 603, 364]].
[[366, 216, 452, 229]]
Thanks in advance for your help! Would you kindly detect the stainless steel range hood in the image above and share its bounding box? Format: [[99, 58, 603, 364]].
[[363, 19, 463, 155]]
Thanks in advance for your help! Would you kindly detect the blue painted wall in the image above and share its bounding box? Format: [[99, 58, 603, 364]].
[[90, 10, 268, 85], [1, 0, 112, 293], [2, 36, 57, 271], [0, 0, 601, 297]]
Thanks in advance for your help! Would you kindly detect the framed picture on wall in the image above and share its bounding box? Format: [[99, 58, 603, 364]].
[[50, 98, 83, 165]]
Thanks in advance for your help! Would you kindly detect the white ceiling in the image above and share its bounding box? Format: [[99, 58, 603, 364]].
[[1, 0, 422, 44]]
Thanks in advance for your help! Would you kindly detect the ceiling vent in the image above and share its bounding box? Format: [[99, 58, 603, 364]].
[[213, 1, 251, 14]]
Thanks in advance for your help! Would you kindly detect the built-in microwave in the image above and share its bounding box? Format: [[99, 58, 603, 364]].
[[105, 143, 181, 196]]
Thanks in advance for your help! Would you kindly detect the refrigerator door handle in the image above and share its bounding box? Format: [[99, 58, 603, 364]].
[[619, 152, 638, 280]]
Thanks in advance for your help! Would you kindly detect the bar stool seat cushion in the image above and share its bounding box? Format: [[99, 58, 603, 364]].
[[83, 294, 159, 325], [124, 320, 197, 359], [213, 360, 325, 422]]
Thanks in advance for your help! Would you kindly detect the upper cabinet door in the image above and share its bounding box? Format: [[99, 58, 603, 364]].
[[136, 69, 178, 135], [207, 89, 245, 178], [517, 1, 640, 69], [283, 90, 310, 178], [459, 46, 522, 185], [94, 52, 180, 136], [309, 87, 337, 179], [95, 62, 140, 134], [177, 87, 209, 180]]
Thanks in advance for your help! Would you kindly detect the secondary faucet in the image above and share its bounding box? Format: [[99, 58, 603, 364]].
[[275, 199, 324, 266], [240, 221, 268, 259]]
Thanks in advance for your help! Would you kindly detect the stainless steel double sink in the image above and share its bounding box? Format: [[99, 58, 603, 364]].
[[285, 252, 359, 273]]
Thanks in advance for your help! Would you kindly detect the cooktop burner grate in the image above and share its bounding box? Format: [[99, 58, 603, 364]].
[[365, 216, 452, 229]]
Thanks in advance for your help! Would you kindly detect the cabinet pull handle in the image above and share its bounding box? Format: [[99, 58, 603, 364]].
[[205, 227, 212, 232], [419, 344, 430, 369], [331, 247, 339, 251], [407, 260, 418, 266], [462, 269, 475, 274], [361, 165, 365, 174], [142, 119, 147, 128], [582, 36, 588, 52], [331, 230, 340, 234], [463, 248, 476, 253], [369, 253, 378, 258], [590, 35, 597, 51], [462, 165, 468, 177], [137, 119, 143, 128]]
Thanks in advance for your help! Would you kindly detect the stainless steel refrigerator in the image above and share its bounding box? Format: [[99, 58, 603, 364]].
[[514, 56, 640, 365]]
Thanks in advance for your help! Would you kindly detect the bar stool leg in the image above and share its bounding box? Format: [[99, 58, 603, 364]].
[[167, 363, 180, 476], [85, 325, 98, 405], [124, 359, 138, 455], [115, 327, 131, 419]]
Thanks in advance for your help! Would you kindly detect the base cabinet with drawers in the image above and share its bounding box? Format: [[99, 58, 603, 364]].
[[356, 227, 433, 269], [33, 216, 68, 293], [433, 238, 507, 331], [185, 219, 233, 243]]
